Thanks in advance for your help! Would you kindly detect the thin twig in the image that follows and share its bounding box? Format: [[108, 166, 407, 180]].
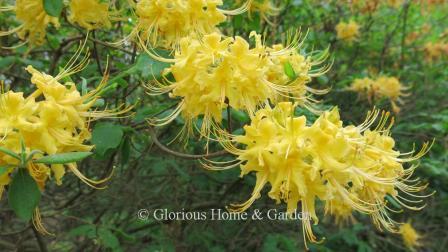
[[88, 37, 134, 55], [378, 6, 406, 71], [91, 31, 103, 74], [400, 1, 411, 69], [147, 126, 228, 159], [225, 97, 232, 133], [31, 225, 48, 252], [49, 36, 84, 74]]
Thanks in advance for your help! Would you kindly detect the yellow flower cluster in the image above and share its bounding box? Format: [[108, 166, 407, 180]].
[[420, 0, 447, 13], [0, 0, 59, 46], [68, 0, 112, 30], [423, 41, 448, 62], [349, 76, 408, 113], [405, 24, 432, 45], [130, 0, 251, 49], [0, 52, 128, 201], [399, 222, 422, 250], [237, 0, 280, 23], [347, 0, 381, 13], [214, 102, 431, 247], [335, 20, 360, 43], [146, 32, 329, 139], [386, 0, 404, 8]]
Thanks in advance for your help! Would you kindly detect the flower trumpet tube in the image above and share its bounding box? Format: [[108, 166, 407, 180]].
[[145, 32, 330, 142], [205, 102, 432, 247]]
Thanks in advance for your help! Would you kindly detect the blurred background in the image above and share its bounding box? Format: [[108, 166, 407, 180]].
[[0, 0, 447, 251]]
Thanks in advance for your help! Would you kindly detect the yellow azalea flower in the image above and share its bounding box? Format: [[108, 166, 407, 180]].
[[336, 20, 360, 43], [386, 0, 404, 8], [206, 102, 432, 247], [325, 197, 355, 225], [348, 0, 381, 13], [348, 76, 408, 113], [420, 0, 447, 13], [348, 77, 375, 95], [0, 0, 60, 46], [237, 0, 281, 23], [128, 0, 253, 49], [68, 0, 112, 30], [405, 32, 420, 45], [0, 48, 132, 233], [373, 76, 409, 113], [423, 41, 448, 62], [399, 222, 422, 250], [145, 32, 329, 141]]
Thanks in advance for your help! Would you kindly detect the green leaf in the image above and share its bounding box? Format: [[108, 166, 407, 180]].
[[262, 234, 296, 252], [230, 109, 250, 124], [248, 13, 261, 32], [43, 0, 64, 17], [126, 53, 171, 79], [98, 228, 120, 249], [0, 147, 20, 160], [92, 123, 124, 157], [114, 228, 136, 242], [18, 58, 44, 69], [46, 34, 61, 49], [284, 61, 296, 80], [233, 15, 243, 29], [0, 56, 16, 68], [133, 104, 172, 124], [69, 224, 96, 239], [34, 152, 93, 164], [8, 169, 41, 221]]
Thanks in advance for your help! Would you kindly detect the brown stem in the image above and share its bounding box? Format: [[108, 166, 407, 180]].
[[31, 225, 48, 252], [225, 97, 232, 133], [88, 37, 134, 55], [147, 126, 228, 159], [49, 36, 84, 75], [91, 31, 103, 75], [400, 1, 411, 69], [378, 5, 406, 71]]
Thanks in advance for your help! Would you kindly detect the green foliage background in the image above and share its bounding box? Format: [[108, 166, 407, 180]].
[[0, 0, 447, 251]]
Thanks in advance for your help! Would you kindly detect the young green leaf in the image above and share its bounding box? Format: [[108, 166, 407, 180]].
[[8, 169, 41, 221], [284, 61, 297, 80], [126, 53, 171, 79], [34, 152, 93, 164], [43, 0, 64, 17]]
